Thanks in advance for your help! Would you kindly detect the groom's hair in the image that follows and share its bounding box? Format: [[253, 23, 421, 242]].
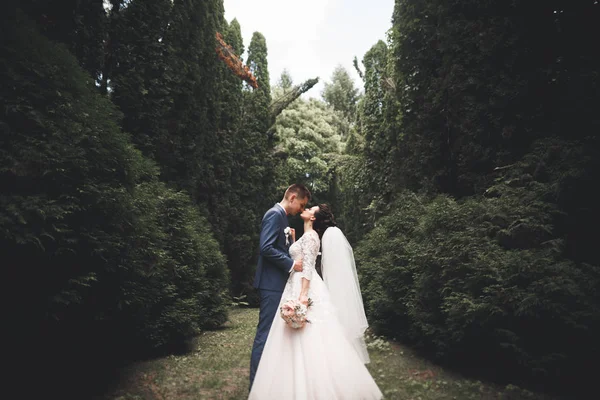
[[284, 184, 311, 200]]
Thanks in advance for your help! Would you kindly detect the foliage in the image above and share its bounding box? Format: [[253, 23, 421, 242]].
[[329, 39, 398, 245], [245, 32, 272, 134], [357, 137, 600, 389], [126, 183, 230, 348], [5, 0, 600, 396], [108, 0, 172, 159], [278, 68, 294, 91], [360, 39, 400, 202], [335, 2, 600, 395], [321, 65, 360, 123], [270, 77, 320, 122], [329, 152, 368, 245], [390, 0, 600, 197], [327, 153, 374, 246], [162, 0, 226, 199], [216, 30, 278, 304], [272, 93, 344, 203], [20, 0, 107, 83], [102, 1, 276, 305], [0, 8, 229, 362]]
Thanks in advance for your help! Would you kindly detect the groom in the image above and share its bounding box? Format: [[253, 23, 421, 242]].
[[249, 184, 311, 388]]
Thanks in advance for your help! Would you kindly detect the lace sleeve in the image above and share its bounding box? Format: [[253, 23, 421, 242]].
[[300, 231, 320, 281]]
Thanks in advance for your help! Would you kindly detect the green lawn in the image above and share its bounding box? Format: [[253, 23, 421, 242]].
[[103, 308, 560, 400]]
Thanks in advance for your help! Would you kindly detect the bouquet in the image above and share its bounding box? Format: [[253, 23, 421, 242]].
[[280, 298, 313, 329]]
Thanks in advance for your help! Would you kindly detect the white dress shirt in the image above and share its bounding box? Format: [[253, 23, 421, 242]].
[[276, 203, 295, 273]]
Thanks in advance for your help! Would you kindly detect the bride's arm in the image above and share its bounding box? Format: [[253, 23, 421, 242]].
[[299, 232, 320, 306], [299, 278, 310, 306]]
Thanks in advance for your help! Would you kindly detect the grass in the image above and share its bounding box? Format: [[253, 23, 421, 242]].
[[102, 308, 561, 400], [104, 308, 256, 400], [363, 331, 559, 400]]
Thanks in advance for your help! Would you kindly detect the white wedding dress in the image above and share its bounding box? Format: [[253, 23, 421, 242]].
[[249, 230, 382, 400]]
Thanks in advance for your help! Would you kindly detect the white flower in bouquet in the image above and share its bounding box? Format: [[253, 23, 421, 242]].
[[280, 298, 313, 329]]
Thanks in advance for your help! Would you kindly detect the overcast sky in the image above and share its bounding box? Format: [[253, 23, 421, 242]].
[[223, 0, 394, 99]]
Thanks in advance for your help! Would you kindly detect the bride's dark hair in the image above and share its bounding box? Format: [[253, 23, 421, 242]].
[[313, 203, 336, 239]]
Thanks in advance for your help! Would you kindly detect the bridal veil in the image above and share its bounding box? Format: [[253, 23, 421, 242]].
[[321, 227, 370, 363]]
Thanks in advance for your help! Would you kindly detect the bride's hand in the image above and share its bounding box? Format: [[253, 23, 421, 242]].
[[299, 294, 309, 307], [290, 228, 296, 242], [293, 258, 303, 272]]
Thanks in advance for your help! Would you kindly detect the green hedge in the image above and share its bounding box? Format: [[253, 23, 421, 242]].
[[1, 10, 229, 354], [357, 138, 600, 386]]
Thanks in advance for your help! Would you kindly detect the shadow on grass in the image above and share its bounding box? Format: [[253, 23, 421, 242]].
[[12, 321, 232, 400], [395, 339, 593, 400]]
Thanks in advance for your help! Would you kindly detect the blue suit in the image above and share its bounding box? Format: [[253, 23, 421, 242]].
[[249, 204, 294, 388]]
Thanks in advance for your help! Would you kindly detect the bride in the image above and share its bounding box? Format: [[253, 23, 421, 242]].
[[249, 204, 382, 400]]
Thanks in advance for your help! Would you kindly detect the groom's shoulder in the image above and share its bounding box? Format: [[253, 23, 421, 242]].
[[262, 205, 279, 219], [260, 207, 281, 228]]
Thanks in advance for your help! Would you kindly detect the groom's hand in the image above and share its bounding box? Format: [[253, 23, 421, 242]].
[[293, 259, 303, 272]]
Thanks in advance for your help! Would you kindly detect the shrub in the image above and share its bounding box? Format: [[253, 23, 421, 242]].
[[357, 138, 600, 387], [0, 10, 229, 357]]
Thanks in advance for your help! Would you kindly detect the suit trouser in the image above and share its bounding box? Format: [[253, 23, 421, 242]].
[[249, 289, 282, 389]]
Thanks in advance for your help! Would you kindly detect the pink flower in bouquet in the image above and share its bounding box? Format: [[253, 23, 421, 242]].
[[280, 298, 312, 329], [281, 303, 296, 318]]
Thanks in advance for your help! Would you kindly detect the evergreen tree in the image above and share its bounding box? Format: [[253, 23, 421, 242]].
[[322, 65, 360, 123], [221, 31, 277, 301], [389, 0, 600, 197], [360, 40, 399, 203], [242, 32, 276, 214], [20, 0, 107, 83], [109, 0, 172, 158], [278, 68, 294, 92], [164, 0, 224, 196], [331, 40, 397, 244], [348, 0, 600, 394], [1, 9, 229, 396], [226, 18, 244, 55], [245, 32, 272, 134], [220, 18, 244, 131], [213, 18, 250, 297]]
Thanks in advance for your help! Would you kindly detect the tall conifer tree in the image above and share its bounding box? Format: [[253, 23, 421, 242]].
[[109, 0, 172, 158]]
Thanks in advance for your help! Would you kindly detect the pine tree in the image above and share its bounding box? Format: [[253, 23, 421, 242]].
[[109, 0, 172, 158], [243, 32, 275, 213], [1, 9, 229, 396], [390, 0, 591, 196], [224, 31, 277, 301], [164, 0, 223, 195], [331, 40, 393, 244], [20, 0, 107, 83], [351, 1, 600, 393], [322, 65, 360, 124], [360, 40, 398, 202], [219, 18, 244, 134], [245, 32, 272, 133], [278, 69, 294, 92]]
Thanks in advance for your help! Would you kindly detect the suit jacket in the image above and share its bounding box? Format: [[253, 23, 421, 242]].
[[253, 204, 294, 292]]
